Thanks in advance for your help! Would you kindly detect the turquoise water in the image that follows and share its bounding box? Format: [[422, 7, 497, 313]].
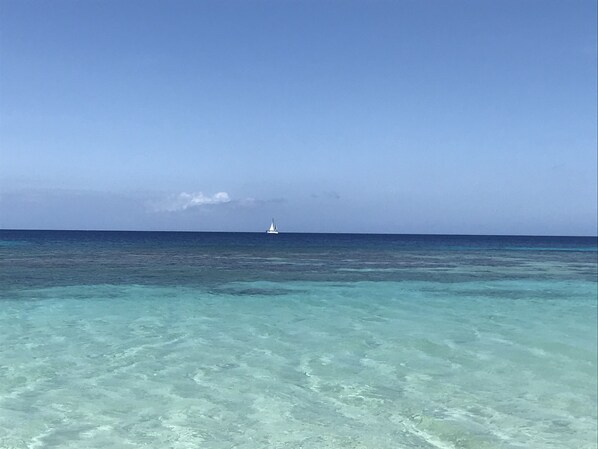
[[1, 231, 596, 448]]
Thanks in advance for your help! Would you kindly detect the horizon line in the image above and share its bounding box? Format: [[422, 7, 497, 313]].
[[1, 228, 596, 239]]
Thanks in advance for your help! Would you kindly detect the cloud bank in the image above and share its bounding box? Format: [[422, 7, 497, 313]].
[[152, 192, 231, 212]]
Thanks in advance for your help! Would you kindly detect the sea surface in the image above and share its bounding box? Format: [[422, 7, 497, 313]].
[[0, 230, 596, 449]]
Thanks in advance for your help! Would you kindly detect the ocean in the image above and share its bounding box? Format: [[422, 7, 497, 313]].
[[0, 230, 596, 448]]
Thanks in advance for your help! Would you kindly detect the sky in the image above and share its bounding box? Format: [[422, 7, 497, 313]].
[[1, 0, 596, 235]]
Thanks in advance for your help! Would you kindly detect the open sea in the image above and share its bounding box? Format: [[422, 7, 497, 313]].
[[0, 230, 596, 449]]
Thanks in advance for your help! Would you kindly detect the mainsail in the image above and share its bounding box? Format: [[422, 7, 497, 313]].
[[267, 219, 278, 234]]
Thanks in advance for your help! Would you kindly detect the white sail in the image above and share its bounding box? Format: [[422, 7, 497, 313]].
[[266, 219, 278, 234]]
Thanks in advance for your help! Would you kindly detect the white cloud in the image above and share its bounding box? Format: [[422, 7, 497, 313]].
[[152, 191, 231, 212]]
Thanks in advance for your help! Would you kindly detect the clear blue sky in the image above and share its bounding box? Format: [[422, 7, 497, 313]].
[[1, 0, 596, 234]]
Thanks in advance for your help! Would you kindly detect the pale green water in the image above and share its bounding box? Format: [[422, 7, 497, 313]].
[[0, 231, 596, 448]]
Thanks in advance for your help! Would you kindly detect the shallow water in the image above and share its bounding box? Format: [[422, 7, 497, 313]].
[[1, 231, 596, 448]]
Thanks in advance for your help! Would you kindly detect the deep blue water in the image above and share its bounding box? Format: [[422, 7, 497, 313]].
[[1, 230, 596, 290]]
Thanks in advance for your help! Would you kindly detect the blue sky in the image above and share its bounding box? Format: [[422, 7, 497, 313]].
[[1, 0, 596, 234]]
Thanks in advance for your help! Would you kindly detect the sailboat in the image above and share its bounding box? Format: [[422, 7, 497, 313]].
[[266, 219, 279, 234]]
